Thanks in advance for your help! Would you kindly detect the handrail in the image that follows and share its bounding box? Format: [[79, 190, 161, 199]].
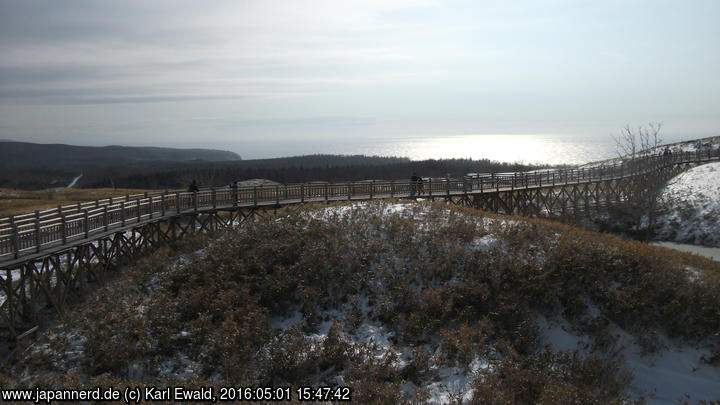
[[0, 148, 718, 263]]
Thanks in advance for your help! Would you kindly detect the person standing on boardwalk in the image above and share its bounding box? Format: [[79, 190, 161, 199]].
[[410, 172, 419, 196], [188, 179, 199, 193]]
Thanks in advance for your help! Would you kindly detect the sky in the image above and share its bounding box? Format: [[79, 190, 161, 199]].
[[0, 0, 718, 159]]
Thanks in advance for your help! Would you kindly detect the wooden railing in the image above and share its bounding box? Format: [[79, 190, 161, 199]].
[[1, 149, 718, 265]]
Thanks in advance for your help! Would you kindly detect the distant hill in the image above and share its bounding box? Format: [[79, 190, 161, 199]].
[[0, 141, 241, 169]]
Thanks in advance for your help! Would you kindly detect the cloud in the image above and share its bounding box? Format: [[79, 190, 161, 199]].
[[0, 0, 718, 148]]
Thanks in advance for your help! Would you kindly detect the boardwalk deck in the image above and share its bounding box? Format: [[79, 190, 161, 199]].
[[1, 150, 718, 268]]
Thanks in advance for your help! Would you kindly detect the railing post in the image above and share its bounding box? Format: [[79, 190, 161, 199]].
[[370, 181, 374, 199], [103, 205, 109, 232], [136, 198, 142, 223], [428, 178, 433, 197], [446, 176, 450, 197], [480, 176, 484, 193], [35, 210, 41, 253], [391, 181, 395, 197], [10, 216, 19, 259], [61, 214, 67, 244], [325, 183, 329, 202], [83, 209, 89, 238], [301, 184, 305, 203], [232, 182, 238, 207], [161, 192, 166, 217], [253, 187, 258, 207], [176, 192, 181, 214], [276, 185, 280, 205], [193, 191, 198, 212], [121, 201, 126, 226], [511, 173, 515, 190], [348, 183, 352, 200], [212, 188, 217, 209]]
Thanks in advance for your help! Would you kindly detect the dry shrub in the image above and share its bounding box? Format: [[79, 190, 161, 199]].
[[439, 320, 490, 369], [472, 348, 634, 405]]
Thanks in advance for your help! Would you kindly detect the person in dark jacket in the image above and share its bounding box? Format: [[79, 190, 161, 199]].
[[410, 173, 418, 196], [188, 179, 199, 193]]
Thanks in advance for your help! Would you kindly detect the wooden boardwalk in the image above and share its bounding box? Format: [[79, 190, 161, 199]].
[[0, 149, 718, 338], [1, 149, 718, 268]]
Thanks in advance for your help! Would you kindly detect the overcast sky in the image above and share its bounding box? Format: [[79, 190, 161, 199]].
[[0, 0, 718, 156]]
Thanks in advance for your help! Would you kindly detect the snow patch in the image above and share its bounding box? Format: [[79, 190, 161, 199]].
[[655, 162, 720, 247], [539, 316, 720, 404]]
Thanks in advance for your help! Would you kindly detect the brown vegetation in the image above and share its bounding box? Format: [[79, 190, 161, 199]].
[[2, 201, 718, 403], [0, 188, 154, 217]]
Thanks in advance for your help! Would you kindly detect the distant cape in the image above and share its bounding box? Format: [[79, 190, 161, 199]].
[[0, 141, 241, 169]]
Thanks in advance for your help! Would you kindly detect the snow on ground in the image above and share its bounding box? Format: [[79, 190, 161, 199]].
[[8, 201, 720, 403], [66, 174, 83, 188], [653, 241, 720, 263], [539, 316, 720, 404], [655, 162, 720, 247]]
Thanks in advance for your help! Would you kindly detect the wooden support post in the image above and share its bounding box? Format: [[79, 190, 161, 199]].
[[161, 192, 166, 217], [83, 209, 89, 238], [10, 216, 19, 259], [61, 214, 67, 244], [120, 202, 126, 226], [136, 198, 142, 223], [232, 182, 238, 207], [35, 210, 41, 253]]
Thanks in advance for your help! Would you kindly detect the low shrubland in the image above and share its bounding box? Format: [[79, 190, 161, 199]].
[[2, 201, 719, 403]]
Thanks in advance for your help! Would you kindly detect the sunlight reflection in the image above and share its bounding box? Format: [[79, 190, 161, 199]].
[[360, 134, 615, 165]]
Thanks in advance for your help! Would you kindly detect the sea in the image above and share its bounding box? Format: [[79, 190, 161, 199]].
[[229, 133, 696, 165]]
